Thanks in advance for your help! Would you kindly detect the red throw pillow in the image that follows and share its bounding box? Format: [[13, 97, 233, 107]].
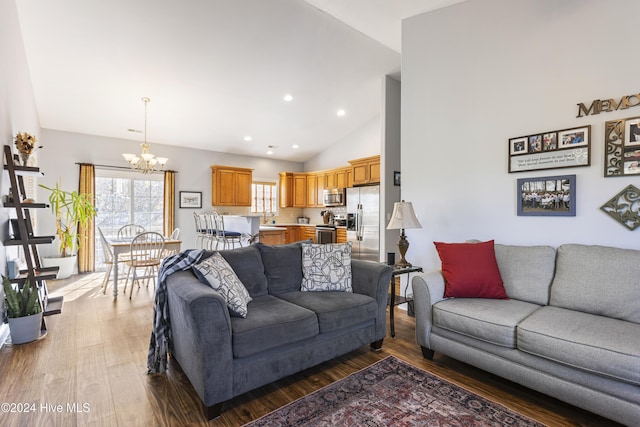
[[434, 240, 508, 299]]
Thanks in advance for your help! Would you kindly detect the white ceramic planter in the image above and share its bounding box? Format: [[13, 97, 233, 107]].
[[8, 312, 43, 344], [42, 255, 77, 279]]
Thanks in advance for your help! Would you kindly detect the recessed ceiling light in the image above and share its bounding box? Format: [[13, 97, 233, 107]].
[[336, 109, 346, 117], [266, 150, 274, 155], [292, 144, 299, 149], [283, 94, 293, 102], [244, 136, 253, 141]]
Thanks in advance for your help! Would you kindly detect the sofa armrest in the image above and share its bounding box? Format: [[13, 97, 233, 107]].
[[412, 270, 446, 351], [352, 260, 393, 340], [166, 270, 234, 407]]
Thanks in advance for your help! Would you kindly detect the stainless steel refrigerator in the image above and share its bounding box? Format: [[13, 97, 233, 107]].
[[346, 185, 379, 262]]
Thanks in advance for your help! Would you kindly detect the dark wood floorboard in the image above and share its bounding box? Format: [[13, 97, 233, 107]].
[[0, 273, 622, 426]]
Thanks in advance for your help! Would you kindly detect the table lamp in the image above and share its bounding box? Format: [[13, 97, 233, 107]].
[[386, 200, 422, 268]]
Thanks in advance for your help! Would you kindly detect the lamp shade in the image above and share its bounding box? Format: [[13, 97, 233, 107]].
[[387, 201, 422, 230]]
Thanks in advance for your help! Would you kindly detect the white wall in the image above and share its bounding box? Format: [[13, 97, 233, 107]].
[[382, 76, 402, 262], [402, 0, 640, 272], [36, 129, 303, 256], [304, 115, 382, 172], [0, 0, 42, 344]]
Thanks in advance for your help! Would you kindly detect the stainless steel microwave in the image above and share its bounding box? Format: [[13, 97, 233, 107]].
[[323, 188, 346, 207]]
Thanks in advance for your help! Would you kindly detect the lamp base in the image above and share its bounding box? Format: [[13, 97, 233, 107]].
[[394, 260, 412, 268], [395, 230, 412, 268]]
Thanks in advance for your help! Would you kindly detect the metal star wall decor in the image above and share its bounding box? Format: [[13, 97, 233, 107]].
[[600, 184, 640, 230]]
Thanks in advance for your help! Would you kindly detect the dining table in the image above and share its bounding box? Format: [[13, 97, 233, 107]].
[[107, 237, 182, 297]]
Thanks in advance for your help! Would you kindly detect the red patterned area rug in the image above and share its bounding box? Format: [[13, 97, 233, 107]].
[[244, 356, 544, 427]]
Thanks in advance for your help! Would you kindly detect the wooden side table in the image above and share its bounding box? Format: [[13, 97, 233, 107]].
[[388, 265, 423, 338]]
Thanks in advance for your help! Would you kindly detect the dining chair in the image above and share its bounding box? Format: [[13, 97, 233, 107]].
[[123, 231, 165, 299], [117, 223, 145, 239], [169, 227, 180, 240], [162, 228, 181, 259], [212, 212, 243, 250], [98, 227, 126, 294]]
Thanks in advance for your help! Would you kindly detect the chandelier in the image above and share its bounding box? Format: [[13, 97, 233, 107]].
[[122, 97, 168, 174]]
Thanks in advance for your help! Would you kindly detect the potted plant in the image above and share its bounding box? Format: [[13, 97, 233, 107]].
[[39, 180, 97, 279], [3, 276, 42, 344]]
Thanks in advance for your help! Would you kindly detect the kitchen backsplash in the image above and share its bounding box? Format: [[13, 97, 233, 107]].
[[210, 206, 346, 225]]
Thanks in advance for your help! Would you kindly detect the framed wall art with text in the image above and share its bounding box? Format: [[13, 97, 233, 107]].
[[508, 125, 590, 173]]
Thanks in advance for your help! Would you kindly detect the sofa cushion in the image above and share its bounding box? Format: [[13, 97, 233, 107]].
[[192, 252, 252, 318], [494, 244, 555, 305], [255, 241, 306, 295], [433, 298, 542, 348], [216, 245, 268, 297], [301, 242, 352, 292], [277, 291, 377, 334], [518, 306, 640, 386], [230, 295, 319, 358], [550, 244, 640, 322], [434, 240, 508, 299]]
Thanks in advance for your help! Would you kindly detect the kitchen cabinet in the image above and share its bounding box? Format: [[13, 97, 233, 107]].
[[337, 227, 347, 243], [326, 167, 348, 189], [211, 165, 252, 206], [315, 173, 325, 206], [325, 170, 336, 189], [278, 155, 381, 207], [307, 172, 328, 207], [281, 171, 322, 208], [279, 172, 293, 208], [302, 226, 316, 243], [292, 173, 307, 208], [349, 155, 380, 186], [283, 225, 302, 244], [336, 167, 348, 188], [259, 228, 285, 245], [306, 174, 319, 208]]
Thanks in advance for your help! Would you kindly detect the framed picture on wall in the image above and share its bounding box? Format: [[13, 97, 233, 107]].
[[393, 171, 401, 186], [604, 115, 640, 177], [516, 174, 576, 217], [558, 127, 589, 148], [179, 191, 202, 208], [508, 125, 590, 173], [509, 137, 528, 155]]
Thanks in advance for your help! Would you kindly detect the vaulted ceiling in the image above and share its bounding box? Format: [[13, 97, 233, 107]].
[[15, 0, 464, 162]]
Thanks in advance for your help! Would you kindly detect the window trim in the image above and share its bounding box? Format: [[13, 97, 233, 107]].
[[251, 179, 278, 214]]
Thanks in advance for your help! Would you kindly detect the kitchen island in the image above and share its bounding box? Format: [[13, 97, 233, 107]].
[[258, 226, 286, 245]]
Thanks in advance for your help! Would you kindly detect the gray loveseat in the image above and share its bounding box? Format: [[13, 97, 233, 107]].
[[412, 243, 640, 425], [165, 242, 392, 420]]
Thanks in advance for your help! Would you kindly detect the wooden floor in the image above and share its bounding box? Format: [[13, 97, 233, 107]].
[[0, 273, 622, 427]]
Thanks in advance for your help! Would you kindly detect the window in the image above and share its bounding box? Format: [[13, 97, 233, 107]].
[[251, 181, 277, 213], [94, 169, 164, 269]]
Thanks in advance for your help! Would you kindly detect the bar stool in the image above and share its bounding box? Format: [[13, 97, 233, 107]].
[[212, 212, 243, 250]]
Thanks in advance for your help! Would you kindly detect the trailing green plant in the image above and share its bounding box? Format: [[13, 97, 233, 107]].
[[39, 180, 97, 257], [3, 276, 41, 318]]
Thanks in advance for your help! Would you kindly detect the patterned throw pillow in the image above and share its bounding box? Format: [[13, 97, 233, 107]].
[[301, 242, 352, 292], [192, 252, 252, 317]]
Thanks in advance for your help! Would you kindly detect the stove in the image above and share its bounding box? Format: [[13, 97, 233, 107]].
[[315, 225, 336, 244]]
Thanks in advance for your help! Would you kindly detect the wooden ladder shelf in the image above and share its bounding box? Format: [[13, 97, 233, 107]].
[[3, 145, 62, 333]]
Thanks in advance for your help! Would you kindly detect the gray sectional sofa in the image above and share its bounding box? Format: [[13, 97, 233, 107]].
[[165, 242, 392, 420], [412, 243, 640, 426]]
